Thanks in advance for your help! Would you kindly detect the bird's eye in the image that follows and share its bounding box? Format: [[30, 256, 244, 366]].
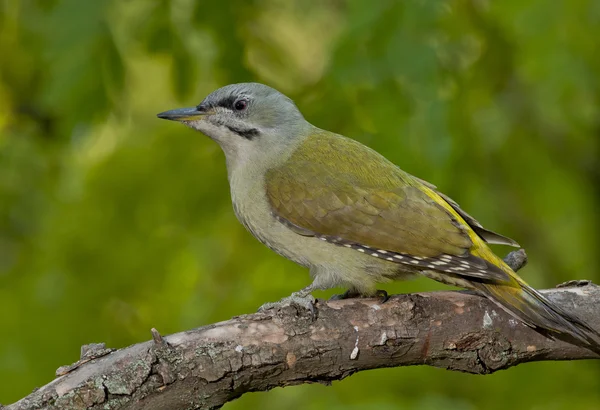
[[233, 99, 248, 111]]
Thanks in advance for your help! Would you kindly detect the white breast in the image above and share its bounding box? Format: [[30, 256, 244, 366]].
[[230, 173, 314, 267]]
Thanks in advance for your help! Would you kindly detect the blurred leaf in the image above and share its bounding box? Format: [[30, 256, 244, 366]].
[[1, 0, 599, 408], [171, 33, 196, 100]]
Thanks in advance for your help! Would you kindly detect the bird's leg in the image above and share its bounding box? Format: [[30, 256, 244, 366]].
[[258, 283, 318, 318]]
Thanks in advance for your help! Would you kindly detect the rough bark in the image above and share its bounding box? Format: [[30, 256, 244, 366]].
[[3, 251, 599, 410]]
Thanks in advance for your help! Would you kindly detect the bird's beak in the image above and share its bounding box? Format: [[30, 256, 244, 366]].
[[156, 106, 209, 121]]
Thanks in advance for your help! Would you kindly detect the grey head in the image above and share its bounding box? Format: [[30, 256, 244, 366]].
[[157, 83, 312, 168]]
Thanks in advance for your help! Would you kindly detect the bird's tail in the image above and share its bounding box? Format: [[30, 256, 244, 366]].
[[417, 182, 599, 350], [472, 275, 600, 351]]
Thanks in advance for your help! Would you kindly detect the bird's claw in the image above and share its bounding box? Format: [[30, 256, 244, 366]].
[[374, 289, 389, 303], [329, 289, 360, 301], [329, 289, 389, 303], [258, 293, 317, 320]]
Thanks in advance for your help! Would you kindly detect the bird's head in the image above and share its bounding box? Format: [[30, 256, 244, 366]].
[[158, 83, 311, 167]]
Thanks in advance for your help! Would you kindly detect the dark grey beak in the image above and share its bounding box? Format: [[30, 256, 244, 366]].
[[157, 106, 207, 121]]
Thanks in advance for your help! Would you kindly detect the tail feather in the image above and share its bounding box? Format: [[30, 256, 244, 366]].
[[475, 280, 600, 351], [417, 182, 599, 350]]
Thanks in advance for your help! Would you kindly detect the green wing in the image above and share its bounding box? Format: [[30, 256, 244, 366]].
[[266, 132, 511, 282]]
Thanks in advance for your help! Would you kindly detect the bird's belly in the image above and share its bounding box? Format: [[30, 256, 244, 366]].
[[229, 182, 410, 292], [231, 186, 313, 267]]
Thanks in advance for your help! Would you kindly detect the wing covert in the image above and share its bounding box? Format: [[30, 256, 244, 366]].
[[265, 132, 511, 283]]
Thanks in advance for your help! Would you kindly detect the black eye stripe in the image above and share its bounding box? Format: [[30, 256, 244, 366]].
[[216, 95, 238, 109], [215, 95, 251, 110]]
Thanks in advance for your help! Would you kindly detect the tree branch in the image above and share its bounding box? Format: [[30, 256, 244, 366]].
[[4, 251, 599, 410]]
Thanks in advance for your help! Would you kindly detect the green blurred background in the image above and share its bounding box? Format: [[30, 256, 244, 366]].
[[1, 0, 599, 408]]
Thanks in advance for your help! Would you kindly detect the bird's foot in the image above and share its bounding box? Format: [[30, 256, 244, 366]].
[[329, 289, 361, 300], [330, 289, 389, 304], [258, 292, 316, 319], [374, 289, 389, 303]]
